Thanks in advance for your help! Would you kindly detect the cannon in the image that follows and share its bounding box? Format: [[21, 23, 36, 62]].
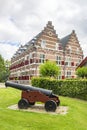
[[5, 81, 60, 112]]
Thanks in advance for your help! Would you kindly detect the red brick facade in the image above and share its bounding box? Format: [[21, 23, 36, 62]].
[[9, 21, 83, 84]]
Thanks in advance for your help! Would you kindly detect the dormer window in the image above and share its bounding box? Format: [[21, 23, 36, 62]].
[[41, 40, 46, 48]]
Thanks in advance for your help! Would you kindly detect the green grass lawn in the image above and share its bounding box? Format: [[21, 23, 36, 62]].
[[0, 87, 87, 130]]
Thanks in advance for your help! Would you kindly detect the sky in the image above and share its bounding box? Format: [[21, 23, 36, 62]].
[[0, 0, 87, 60]]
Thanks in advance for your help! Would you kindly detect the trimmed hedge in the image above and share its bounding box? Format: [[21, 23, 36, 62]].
[[31, 77, 87, 100]]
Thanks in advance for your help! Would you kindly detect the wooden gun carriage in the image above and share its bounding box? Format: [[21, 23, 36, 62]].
[[5, 81, 60, 112]]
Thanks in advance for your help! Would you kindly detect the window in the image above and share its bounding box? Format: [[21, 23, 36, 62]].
[[65, 57, 71, 66], [25, 55, 29, 60], [55, 43, 59, 50], [67, 71, 71, 76], [71, 62, 74, 66], [58, 71, 62, 79], [67, 46, 72, 54], [25, 56, 27, 60], [76, 48, 79, 54], [56, 56, 61, 65], [29, 53, 33, 64], [65, 62, 68, 66], [41, 40, 46, 48], [29, 53, 32, 59], [40, 54, 45, 63], [78, 59, 81, 63], [69, 46, 72, 53], [66, 71, 72, 78], [76, 58, 81, 66]]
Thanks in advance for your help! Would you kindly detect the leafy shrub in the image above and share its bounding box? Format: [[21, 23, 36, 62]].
[[39, 60, 60, 78], [76, 67, 87, 78], [31, 77, 87, 100]]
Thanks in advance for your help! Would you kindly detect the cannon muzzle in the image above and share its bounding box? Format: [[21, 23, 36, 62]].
[[5, 81, 52, 96]]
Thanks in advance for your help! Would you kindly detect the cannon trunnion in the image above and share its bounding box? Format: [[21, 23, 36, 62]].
[[5, 81, 60, 112]]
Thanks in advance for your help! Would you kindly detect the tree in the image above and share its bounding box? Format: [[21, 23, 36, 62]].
[[76, 67, 87, 78], [0, 54, 10, 82], [0, 54, 6, 82], [39, 60, 60, 78], [0, 54, 5, 72]]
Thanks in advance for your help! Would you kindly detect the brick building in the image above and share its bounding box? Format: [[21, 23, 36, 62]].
[[9, 21, 83, 84]]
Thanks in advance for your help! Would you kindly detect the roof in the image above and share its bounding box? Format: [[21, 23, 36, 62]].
[[77, 57, 87, 68], [60, 34, 71, 47], [25, 32, 41, 46], [60, 30, 76, 48], [12, 32, 42, 59]]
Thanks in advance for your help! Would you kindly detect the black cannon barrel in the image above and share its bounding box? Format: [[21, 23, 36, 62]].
[[5, 81, 52, 96]]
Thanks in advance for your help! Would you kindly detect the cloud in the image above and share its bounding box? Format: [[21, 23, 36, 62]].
[[0, 18, 21, 40], [0, 43, 18, 60], [0, 0, 87, 60]]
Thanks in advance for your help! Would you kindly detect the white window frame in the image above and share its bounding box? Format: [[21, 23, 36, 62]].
[[65, 70, 72, 78], [29, 53, 32, 59], [56, 56, 61, 65], [55, 43, 59, 50], [76, 48, 79, 54], [65, 56, 71, 67], [69, 46, 71, 52], [40, 54, 45, 63], [41, 40, 46, 48]]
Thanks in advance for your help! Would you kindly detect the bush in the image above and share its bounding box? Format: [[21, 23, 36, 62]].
[[31, 77, 87, 100], [39, 60, 60, 78], [76, 67, 87, 78]]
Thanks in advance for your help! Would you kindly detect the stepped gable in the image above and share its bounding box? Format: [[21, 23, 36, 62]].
[[12, 21, 60, 59], [28, 21, 60, 44], [60, 30, 79, 48], [42, 21, 59, 41]]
